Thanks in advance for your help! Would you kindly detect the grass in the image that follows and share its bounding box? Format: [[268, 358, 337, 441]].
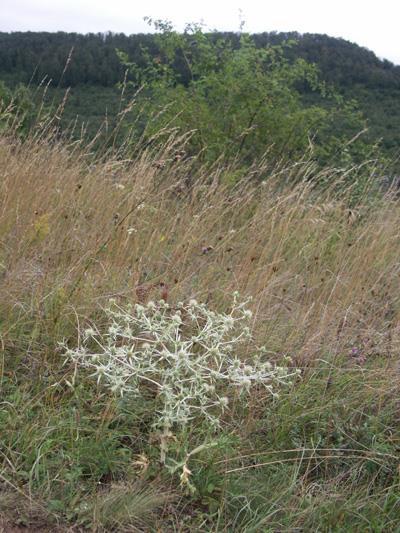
[[0, 126, 400, 531]]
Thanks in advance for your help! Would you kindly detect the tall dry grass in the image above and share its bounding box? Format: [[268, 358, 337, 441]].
[[2, 128, 400, 530], [1, 131, 399, 368]]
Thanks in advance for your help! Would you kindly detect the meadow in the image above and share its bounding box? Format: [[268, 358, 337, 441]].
[[0, 122, 399, 531]]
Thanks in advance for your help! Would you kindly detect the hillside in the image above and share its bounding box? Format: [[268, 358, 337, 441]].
[[2, 27, 400, 530], [1, 118, 400, 530], [1, 31, 400, 153]]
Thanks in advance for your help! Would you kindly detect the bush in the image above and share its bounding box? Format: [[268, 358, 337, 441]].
[[118, 19, 371, 166]]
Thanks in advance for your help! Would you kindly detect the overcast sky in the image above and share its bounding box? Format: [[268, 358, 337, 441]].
[[2, 0, 400, 64]]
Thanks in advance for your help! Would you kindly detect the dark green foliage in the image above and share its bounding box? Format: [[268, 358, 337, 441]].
[[0, 80, 38, 135], [1, 29, 399, 158], [113, 21, 377, 167], [1, 30, 399, 91], [0, 29, 400, 165], [43, 85, 123, 141]]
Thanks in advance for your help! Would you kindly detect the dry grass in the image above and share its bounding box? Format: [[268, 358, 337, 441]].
[[1, 130, 400, 530], [1, 133, 399, 366]]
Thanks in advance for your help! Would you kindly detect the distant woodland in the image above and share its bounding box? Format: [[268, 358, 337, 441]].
[[1, 30, 400, 159]]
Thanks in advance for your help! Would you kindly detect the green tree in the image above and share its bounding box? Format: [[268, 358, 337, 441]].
[[0, 81, 37, 136], [119, 20, 370, 165]]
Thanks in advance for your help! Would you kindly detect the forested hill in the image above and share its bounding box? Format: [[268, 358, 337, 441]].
[[1, 30, 400, 151], [1, 31, 400, 88]]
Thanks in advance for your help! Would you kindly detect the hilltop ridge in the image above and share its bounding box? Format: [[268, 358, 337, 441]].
[[1, 30, 399, 152]]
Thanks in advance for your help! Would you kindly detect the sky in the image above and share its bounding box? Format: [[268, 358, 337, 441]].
[[2, 0, 400, 65]]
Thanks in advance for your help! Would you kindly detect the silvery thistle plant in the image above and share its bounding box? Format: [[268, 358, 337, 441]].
[[63, 292, 299, 473]]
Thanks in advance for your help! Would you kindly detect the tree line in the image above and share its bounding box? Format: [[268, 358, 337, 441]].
[[1, 26, 399, 173], [0, 30, 399, 90]]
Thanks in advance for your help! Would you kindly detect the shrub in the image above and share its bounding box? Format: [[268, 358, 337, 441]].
[[118, 19, 371, 166]]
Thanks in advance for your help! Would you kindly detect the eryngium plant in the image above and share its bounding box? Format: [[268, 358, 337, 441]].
[[63, 293, 298, 462]]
